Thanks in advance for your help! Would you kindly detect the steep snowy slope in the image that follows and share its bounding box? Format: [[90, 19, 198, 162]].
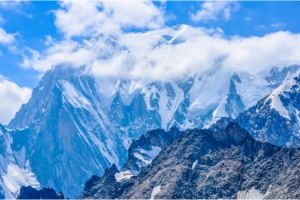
[[7, 66, 130, 198], [5, 64, 300, 198], [0, 126, 40, 199]]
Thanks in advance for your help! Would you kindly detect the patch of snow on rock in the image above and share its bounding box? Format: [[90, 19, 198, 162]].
[[264, 78, 296, 119], [134, 146, 162, 166], [192, 160, 198, 170], [237, 188, 264, 199], [61, 81, 90, 108], [115, 170, 133, 182], [150, 185, 161, 200]]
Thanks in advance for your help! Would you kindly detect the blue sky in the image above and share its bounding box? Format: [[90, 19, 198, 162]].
[[0, 0, 300, 124]]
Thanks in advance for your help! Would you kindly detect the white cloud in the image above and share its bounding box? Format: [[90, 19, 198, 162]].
[[54, 0, 164, 38], [255, 25, 266, 30], [0, 27, 15, 44], [44, 35, 53, 46], [0, 15, 15, 45], [191, 1, 239, 22], [0, 1, 33, 18], [0, 75, 32, 125], [0, 1, 22, 9], [21, 38, 101, 72], [19, 1, 300, 83], [21, 24, 300, 82], [271, 23, 286, 29]]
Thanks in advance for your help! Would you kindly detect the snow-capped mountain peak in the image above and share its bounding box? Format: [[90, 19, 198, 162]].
[[237, 75, 300, 147], [263, 78, 298, 119]]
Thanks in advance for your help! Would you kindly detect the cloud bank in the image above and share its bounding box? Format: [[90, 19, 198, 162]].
[[0, 75, 31, 124], [20, 0, 300, 83], [22, 26, 300, 81]]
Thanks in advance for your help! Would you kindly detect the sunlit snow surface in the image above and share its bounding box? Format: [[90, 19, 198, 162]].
[[0, 129, 39, 199], [115, 170, 133, 182], [61, 80, 91, 108], [133, 146, 162, 167], [192, 160, 198, 170], [264, 78, 296, 118], [150, 185, 161, 200], [237, 188, 264, 199]]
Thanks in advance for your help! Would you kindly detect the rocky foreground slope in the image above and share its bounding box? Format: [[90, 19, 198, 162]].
[[80, 122, 300, 199]]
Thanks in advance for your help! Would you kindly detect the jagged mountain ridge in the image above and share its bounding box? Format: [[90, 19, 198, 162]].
[[17, 186, 64, 199], [122, 126, 183, 174], [79, 122, 300, 199], [81, 126, 183, 188], [2, 64, 300, 198], [104, 74, 300, 195]]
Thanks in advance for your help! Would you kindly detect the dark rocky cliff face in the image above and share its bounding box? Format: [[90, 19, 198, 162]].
[[79, 122, 300, 199], [122, 126, 183, 173], [17, 186, 64, 199]]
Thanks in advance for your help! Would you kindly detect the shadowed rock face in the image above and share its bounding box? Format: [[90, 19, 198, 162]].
[[79, 122, 300, 199], [17, 186, 39, 199], [79, 164, 119, 199], [123, 126, 183, 173], [17, 186, 64, 199]]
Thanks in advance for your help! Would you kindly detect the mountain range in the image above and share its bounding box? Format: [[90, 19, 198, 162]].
[[1, 63, 300, 198]]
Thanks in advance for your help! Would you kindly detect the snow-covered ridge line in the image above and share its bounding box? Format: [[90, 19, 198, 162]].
[[264, 78, 296, 119], [237, 74, 300, 147]]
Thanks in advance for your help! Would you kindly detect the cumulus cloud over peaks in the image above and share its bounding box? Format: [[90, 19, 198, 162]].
[[0, 75, 32, 124], [54, 0, 164, 38], [191, 1, 239, 22], [20, 1, 300, 82], [22, 25, 300, 82]]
